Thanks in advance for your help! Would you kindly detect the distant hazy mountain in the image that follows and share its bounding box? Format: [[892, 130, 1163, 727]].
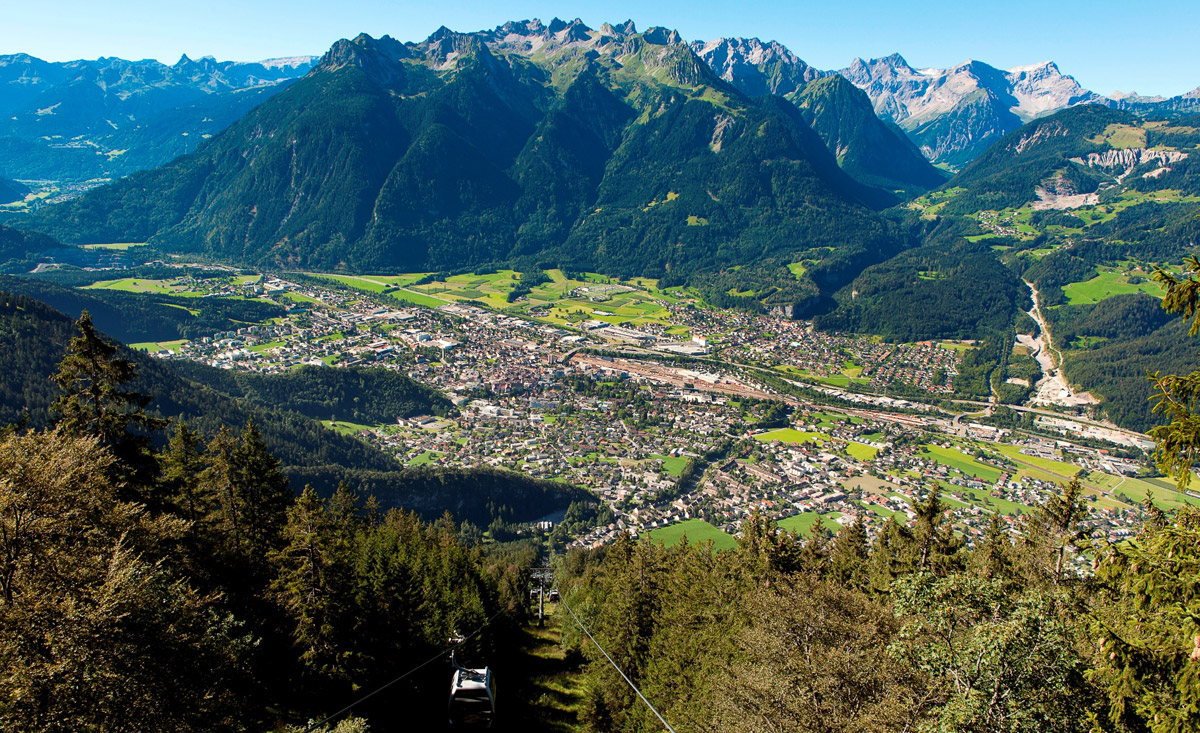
[[25, 20, 912, 315], [842, 54, 1103, 167], [0, 53, 315, 181], [691, 39, 946, 194], [1107, 85, 1200, 114]]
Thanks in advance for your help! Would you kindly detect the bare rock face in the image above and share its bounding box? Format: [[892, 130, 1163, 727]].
[[690, 37, 826, 97], [840, 54, 1103, 167]]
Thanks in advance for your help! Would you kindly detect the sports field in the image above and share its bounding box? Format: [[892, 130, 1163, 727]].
[[646, 519, 737, 550], [650, 454, 690, 477], [754, 428, 825, 445], [777, 511, 842, 536]]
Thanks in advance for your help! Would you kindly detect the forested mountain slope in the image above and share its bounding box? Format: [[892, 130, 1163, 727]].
[[691, 37, 947, 195]]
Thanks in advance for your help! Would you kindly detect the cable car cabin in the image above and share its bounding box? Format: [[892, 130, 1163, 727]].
[[547, 589, 559, 602], [449, 665, 495, 727]]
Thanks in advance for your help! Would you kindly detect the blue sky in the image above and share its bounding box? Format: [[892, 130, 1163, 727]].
[[5, 0, 1198, 96]]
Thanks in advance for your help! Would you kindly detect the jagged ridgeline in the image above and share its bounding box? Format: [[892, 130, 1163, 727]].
[[24, 20, 943, 312]]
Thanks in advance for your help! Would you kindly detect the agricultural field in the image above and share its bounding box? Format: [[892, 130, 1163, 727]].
[[129, 339, 187, 353], [316, 268, 692, 329], [845, 442, 879, 461], [991, 444, 1080, 478], [646, 518, 737, 550], [324, 420, 378, 436], [84, 277, 205, 297], [920, 444, 1004, 483], [776, 364, 870, 389], [1061, 266, 1165, 305], [1087, 472, 1200, 511]]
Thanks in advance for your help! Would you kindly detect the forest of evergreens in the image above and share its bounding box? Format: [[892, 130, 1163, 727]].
[[558, 491, 1200, 733]]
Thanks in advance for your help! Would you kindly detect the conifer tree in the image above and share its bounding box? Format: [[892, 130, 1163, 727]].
[[271, 486, 342, 679], [829, 513, 870, 588], [160, 420, 209, 523], [912, 483, 962, 573], [51, 311, 164, 487]]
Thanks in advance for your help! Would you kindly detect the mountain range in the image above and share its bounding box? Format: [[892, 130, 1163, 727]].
[[3, 21, 1197, 190], [0, 52, 314, 181], [841, 55, 1103, 166], [22, 20, 945, 314]]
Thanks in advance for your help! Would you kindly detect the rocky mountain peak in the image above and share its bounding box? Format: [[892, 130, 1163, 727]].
[[642, 26, 683, 45], [692, 37, 823, 96]]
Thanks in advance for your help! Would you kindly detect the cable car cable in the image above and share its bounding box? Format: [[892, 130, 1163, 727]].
[[303, 608, 503, 733], [559, 597, 678, 733]]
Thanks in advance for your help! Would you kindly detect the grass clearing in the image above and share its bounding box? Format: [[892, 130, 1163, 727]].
[[84, 277, 203, 297], [325, 420, 377, 436], [1062, 267, 1164, 305], [129, 339, 187, 353], [407, 450, 443, 467], [845, 442, 879, 461], [921, 444, 1003, 483], [1087, 472, 1200, 511]]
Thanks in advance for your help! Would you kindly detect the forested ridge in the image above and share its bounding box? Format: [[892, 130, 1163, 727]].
[[0, 273, 287, 343]]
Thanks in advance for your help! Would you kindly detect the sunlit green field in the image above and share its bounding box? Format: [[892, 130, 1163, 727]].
[[80, 242, 149, 250], [84, 278, 203, 297], [646, 518, 737, 550], [754, 428, 826, 445], [777, 511, 842, 536], [920, 444, 1003, 483], [1062, 267, 1164, 305], [314, 268, 694, 328]]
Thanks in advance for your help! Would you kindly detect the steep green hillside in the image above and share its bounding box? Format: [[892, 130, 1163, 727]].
[[938, 105, 1185, 213], [0, 177, 27, 204], [23, 26, 905, 313], [904, 105, 1200, 430], [689, 38, 946, 195], [790, 75, 948, 196]]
